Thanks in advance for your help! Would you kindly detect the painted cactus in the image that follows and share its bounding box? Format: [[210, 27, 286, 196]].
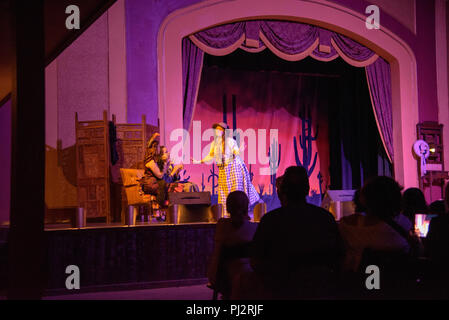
[[294, 118, 318, 177], [200, 173, 206, 191], [249, 164, 254, 182], [317, 171, 323, 197], [208, 163, 219, 195], [257, 184, 265, 199], [178, 169, 190, 183], [268, 139, 281, 194], [231, 94, 241, 149]]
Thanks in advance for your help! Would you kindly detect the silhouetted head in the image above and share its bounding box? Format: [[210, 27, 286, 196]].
[[401, 187, 427, 221], [279, 166, 309, 205], [353, 188, 366, 213], [275, 175, 283, 198], [429, 200, 446, 216], [226, 191, 250, 228], [445, 183, 449, 213], [360, 176, 403, 220]]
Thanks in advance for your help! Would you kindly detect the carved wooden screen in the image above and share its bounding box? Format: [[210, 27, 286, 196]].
[[111, 115, 159, 221], [113, 115, 158, 170], [417, 121, 445, 170], [75, 110, 111, 222], [416, 121, 449, 201]]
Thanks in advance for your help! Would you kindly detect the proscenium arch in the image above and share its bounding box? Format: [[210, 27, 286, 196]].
[[157, 0, 419, 189]]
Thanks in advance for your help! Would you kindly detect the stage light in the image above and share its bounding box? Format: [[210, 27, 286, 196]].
[[429, 147, 436, 153]]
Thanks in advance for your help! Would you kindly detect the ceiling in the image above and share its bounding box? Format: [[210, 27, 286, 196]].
[[0, 0, 116, 105]]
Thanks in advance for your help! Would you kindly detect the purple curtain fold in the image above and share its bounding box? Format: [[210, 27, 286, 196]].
[[365, 57, 394, 161], [331, 33, 377, 62], [193, 22, 245, 49], [244, 20, 263, 47], [183, 20, 393, 162], [182, 38, 204, 131], [193, 20, 377, 62], [312, 29, 338, 59], [259, 21, 318, 54]]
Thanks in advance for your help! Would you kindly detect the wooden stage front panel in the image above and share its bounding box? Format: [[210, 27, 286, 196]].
[[0, 223, 217, 293]]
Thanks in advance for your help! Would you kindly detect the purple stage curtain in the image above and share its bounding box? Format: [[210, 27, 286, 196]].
[[312, 29, 338, 60], [259, 20, 318, 54], [331, 33, 377, 62], [193, 22, 245, 49], [182, 38, 204, 131], [184, 20, 393, 161], [191, 20, 378, 65], [365, 57, 394, 162]]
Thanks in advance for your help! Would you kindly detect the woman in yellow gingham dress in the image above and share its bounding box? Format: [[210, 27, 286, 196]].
[[192, 122, 261, 215]]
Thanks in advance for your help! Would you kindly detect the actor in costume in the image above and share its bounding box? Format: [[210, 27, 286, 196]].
[[141, 133, 183, 206], [159, 145, 199, 192], [192, 122, 261, 215]]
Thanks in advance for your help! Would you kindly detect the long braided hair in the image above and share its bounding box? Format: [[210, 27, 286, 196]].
[[214, 130, 227, 163], [144, 140, 158, 165]]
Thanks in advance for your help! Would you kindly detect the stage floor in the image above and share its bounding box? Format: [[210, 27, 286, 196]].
[[43, 220, 216, 231]]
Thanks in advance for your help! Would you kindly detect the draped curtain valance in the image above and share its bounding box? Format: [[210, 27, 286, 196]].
[[189, 20, 379, 66], [183, 20, 393, 162]]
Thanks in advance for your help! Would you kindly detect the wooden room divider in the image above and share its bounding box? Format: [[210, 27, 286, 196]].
[[111, 115, 158, 222], [75, 111, 159, 223], [75, 110, 112, 222]]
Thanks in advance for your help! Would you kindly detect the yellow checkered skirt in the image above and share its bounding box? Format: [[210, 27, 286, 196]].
[[218, 156, 260, 214]]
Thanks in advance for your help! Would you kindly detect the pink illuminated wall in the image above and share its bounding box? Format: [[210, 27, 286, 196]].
[[125, 0, 203, 125], [327, 0, 439, 121], [45, 0, 128, 209], [368, 0, 416, 34], [57, 14, 109, 148]]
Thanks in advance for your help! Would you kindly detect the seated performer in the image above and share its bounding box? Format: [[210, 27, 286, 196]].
[[140, 134, 199, 211], [159, 145, 199, 192], [159, 145, 183, 184], [140, 133, 167, 207]]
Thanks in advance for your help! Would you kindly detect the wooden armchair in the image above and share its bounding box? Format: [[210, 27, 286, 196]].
[[119, 168, 156, 224]]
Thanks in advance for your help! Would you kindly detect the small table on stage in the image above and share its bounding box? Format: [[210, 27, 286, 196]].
[[167, 192, 221, 224]]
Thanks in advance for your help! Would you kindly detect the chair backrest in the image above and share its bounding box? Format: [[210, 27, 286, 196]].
[[358, 248, 411, 275], [120, 168, 145, 187], [357, 248, 420, 298], [119, 168, 148, 205], [221, 242, 252, 260]]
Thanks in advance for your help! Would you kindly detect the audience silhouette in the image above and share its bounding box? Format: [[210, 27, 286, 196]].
[[338, 176, 411, 273], [207, 171, 448, 299], [425, 184, 449, 298], [207, 191, 257, 299], [250, 166, 344, 299], [401, 187, 428, 226]]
